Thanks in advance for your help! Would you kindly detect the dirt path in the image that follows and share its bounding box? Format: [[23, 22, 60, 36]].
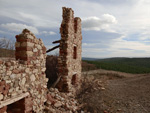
[[80, 70, 150, 113], [102, 74, 150, 113]]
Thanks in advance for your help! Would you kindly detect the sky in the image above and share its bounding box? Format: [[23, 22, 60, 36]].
[[0, 0, 150, 58]]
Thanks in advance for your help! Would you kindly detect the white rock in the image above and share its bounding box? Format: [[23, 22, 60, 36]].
[[10, 74, 16, 79], [33, 69, 38, 74], [16, 87, 19, 92], [22, 73, 26, 77], [0, 93, 4, 100], [41, 68, 46, 72], [33, 48, 38, 52], [27, 34, 34, 39], [30, 74, 36, 81], [54, 101, 62, 107], [26, 51, 33, 57], [21, 77, 26, 85], [6, 80, 11, 84], [101, 87, 105, 90], [25, 68, 30, 73], [6, 71, 12, 75], [37, 45, 42, 49]]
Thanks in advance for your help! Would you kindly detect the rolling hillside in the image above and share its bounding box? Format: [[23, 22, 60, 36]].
[[84, 57, 150, 74]]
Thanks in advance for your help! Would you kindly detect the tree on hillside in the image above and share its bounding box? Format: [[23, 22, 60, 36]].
[[0, 37, 15, 50], [0, 37, 15, 57]]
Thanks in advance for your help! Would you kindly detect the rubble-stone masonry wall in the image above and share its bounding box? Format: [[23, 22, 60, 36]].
[[57, 7, 82, 92], [0, 29, 48, 113]]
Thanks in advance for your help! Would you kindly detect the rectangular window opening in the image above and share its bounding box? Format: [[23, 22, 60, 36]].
[[73, 46, 77, 59], [71, 74, 77, 85]]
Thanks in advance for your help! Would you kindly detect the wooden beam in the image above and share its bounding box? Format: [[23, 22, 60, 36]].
[[52, 40, 61, 44], [0, 92, 29, 108], [46, 45, 60, 53]]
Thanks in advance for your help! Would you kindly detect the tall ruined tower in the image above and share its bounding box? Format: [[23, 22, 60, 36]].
[[57, 7, 82, 92]]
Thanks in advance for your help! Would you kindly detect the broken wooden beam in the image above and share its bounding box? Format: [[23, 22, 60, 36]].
[[52, 40, 61, 44], [0, 92, 29, 108], [46, 45, 60, 53]]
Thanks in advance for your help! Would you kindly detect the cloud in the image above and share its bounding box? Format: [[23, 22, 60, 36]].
[[40, 31, 56, 35], [82, 30, 122, 43], [82, 14, 117, 31], [0, 0, 150, 58], [0, 23, 39, 34], [49, 31, 56, 35], [102, 14, 117, 24], [0, 0, 62, 28]]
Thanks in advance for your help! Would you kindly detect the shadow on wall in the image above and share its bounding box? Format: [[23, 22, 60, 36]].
[[45, 55, 58, 88]]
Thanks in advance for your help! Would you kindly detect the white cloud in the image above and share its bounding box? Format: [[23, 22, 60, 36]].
[[49, 31, 56, 35], [102, 14, 117, 24], [0, 23, 39, 34], [82, 43, 96, 47], [40, 31, 56, 35], [41, 31, 48, 34], [82, 14, 117, 31]]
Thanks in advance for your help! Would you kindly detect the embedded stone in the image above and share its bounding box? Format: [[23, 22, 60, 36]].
[[13, 69, 20, 74], [15, 42, 20, 47], [25, 68, 30, 73], [27, 34, 34, 39], [0, 60, 3, 64], [21, 77, 26, 85], [30, 75, 36, 81], [41, 68, 46, 72], [54, 101, 62, 107], [33, 69, 38, 74], [21, 42, 34, 47], [33, 48, 38, 52], [0, 93, 3, 100], [6, 71, 12, 75], [26, 51, 33, 57], [14, 80, 19, 87], [37, 45, 42, 49], [5, 62, 11, 67]]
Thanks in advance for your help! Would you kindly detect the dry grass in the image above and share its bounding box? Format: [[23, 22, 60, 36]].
[[82, 61, 97, 72], [0, 48, 15, 58]]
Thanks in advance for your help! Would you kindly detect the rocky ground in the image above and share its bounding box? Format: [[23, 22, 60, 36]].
[[103, 74, 150, 113], [44, 88, 82, 113], [44, 69, 150, 113], [77, 69, 150, 113]]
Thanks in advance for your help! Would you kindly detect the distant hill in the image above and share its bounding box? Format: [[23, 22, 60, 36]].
[[84, 57, 150, 74], [82, 57, 104, 61], [0, 48, 15, 57]]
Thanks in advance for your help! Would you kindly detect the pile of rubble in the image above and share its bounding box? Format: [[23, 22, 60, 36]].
[[45, 88, 82, 113]]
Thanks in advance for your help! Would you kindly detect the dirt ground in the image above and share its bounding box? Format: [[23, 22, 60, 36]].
[[78, 69, 150, 113]]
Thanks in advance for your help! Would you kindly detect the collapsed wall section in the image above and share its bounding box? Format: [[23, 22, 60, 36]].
[[57, 7, 82, 92], [0, 29, 48, 113]]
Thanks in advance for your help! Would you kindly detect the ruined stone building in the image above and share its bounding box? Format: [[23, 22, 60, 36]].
[[0, 7, 82, 112], [57, 7, 82, 92], [0, 29, 48, 113]]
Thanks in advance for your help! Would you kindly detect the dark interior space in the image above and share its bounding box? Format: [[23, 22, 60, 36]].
[[71, 74, 77, 85], [45, 55, 58, 88], [7, 98, 25, 113]]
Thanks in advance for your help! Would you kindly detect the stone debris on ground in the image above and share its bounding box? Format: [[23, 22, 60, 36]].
[[45, 88, 82, 113]]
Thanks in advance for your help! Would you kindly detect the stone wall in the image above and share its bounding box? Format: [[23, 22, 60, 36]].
[[57, 7, 82, 92], [0, 29, 48, 113]]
